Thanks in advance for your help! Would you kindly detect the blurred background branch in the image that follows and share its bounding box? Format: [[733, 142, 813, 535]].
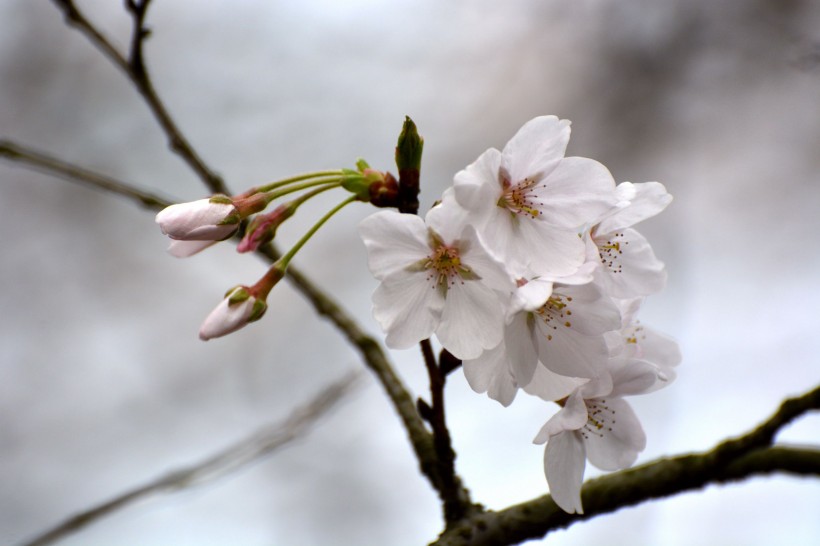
[[18, 371, 361, 546]]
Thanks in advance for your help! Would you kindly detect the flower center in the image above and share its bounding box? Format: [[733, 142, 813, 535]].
[[424, 244, 470, 290], [596, 231, 628, 274], [497, 177, 544, 219], [534, 293, 574, 341], [580, 398, 616, 440]]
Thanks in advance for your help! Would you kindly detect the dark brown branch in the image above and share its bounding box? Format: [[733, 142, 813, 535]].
[[432, 384, 820, 546], [420, 339, 478, 524], [49, 0, 228, 195], [18, 371, 361, 546], [0, 139, 171, 210]]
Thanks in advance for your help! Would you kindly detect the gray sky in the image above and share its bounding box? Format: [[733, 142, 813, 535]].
[[2, 1, 819, 545]]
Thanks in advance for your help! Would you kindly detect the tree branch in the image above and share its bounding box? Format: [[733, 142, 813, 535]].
[[17, 371, 361, 546], [432, 384, 820, 546], [419, 339, 478, 523], [0, 139, 171, 210], [49, 0, 228, 194]]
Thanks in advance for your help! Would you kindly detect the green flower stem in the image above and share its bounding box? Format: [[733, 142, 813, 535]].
[[254, 170, 348, 194], [262, 178, 344, 204], [276, 195, 358, 269]]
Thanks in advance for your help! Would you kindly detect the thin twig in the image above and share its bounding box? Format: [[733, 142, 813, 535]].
[[0, 139, 171, 210], [432, 384, 820, 546], [49, 0, 228, 194], [17, 371, 361, 546]]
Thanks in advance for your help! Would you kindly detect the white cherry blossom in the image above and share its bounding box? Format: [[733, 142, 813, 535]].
[[591, 181, 672, 298], [359, 203, 514, 360], [452, 115, 619, 278], [532, 358, 658, 514]]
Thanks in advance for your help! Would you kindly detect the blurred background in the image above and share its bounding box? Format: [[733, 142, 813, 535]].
[[2, 0, 819, 544]]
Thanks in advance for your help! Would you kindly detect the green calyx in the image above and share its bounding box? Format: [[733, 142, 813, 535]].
[[248, 299, 268, 322], [226, 286, 250, 304], [340, 168, 371, 202], [209, 194, 234, 205]]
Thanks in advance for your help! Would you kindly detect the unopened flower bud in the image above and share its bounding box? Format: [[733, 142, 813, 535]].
[[198, 263, 286, 341], [156, 196, 240, 241], [237, 203, 296, 253], [199, 286, 268, 341], [368, 171, 399, 208]]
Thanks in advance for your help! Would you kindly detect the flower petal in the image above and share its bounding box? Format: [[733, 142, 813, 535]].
[[436, 279, 504, 360], [462, 342, 519, 407], [372, 270, 443, 349], [359, 210, 430, 280], [583, 397, 645, 471], [597, 181, 673, 234], [544, 431, 586, 514], [501, 115, 571, 183]]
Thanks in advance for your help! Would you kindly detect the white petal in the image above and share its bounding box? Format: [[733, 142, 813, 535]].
[[597, 181, 673, 234], [501, 116, 571, 183], [544, 431, 586, 514], [372, 271, 443, 349], [504, 313, 539, 386], [359, 211, 430, 280], [553, 282, 622, 336], [535, 321, 610, 379], [458, 225, 515, 293], [453, 147, 503, 216], [462, 342, 519, 407], [584, 398, 645, 471], [533, 157, 618, 229], [594, 227, 667, 298], [517, 219, 586, 278], [167, 239, 217, 258], [523, 364, 588, 402], [436, 280, 504, 360], [607, 358, 661, 397], [534, 391, 588, 442]]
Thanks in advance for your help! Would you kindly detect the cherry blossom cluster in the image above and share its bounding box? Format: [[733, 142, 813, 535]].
[[359, 116, 680, 514]]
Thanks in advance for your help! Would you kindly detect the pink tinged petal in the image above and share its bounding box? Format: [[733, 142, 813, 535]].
[[597, 181, 673, 234], [453, 147, 503, 216], [436, 279, 504, 360], [167, 239, 217, 258], [359, 211, 430, 280], [534, 391, 589, 442], [544, 431, 586, 514], [594, 227, 667, 298], [501, 116, 571, 183], [462, 342, 519, 407], [372, 270, 444, 350], [583, 397, 646, 471], [523, 363, 588, 402], [532, 157, 618, 229], [504, 313, 540, 386]]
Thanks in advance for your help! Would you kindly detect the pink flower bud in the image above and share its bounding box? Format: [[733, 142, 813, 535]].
[[199, 286, 268, 341], [156, 197, 240, 241], [237, 203, 296, 253]]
